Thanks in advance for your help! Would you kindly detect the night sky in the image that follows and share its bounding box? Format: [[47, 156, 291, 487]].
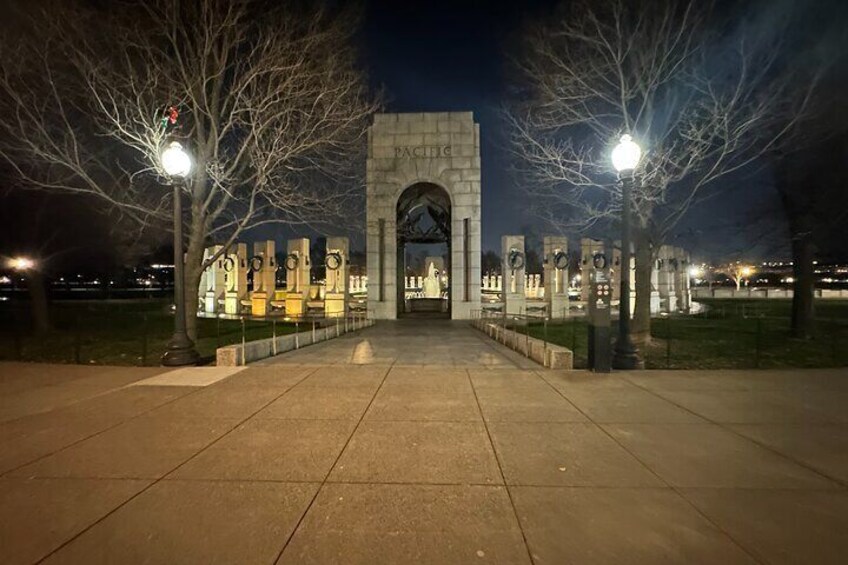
[[2, 0, 845, 265], [359, 0, 790, 258], [363, 0, 551, 253]]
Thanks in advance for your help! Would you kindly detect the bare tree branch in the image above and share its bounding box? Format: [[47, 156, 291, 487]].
[[0, 0, 379, 337]]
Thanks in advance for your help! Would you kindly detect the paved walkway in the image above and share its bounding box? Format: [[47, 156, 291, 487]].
[[259, 320, 537, 367], [1, 334, 847, 563]]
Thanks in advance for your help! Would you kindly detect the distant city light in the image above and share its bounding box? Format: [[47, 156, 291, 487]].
[[8, 256, 35, 271]]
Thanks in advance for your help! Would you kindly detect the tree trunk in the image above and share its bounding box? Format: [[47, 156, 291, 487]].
[[631, 228, 653, 344], [790, 234, 816, 339], [184, 254, 203, 342], [183, 193, 207, 343], [28, 270, 50, 334]]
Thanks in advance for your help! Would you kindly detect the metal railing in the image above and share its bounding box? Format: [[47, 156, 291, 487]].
[[0, 300, 370, 366], [471, 304, 848, 370]]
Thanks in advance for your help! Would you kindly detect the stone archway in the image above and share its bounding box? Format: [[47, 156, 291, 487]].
[[396, 182, 452, 318], [366, 112, 481, 320]]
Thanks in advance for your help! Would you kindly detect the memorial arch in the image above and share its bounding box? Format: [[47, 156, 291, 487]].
[[366, 112, 481, 319]]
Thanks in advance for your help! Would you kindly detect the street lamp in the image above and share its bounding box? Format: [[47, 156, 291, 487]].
[[611, 134, 642, 370], [160, 141, 200, 366], [8, 257, 35, 271]]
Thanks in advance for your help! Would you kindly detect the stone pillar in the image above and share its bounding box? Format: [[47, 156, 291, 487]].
[[544, 236, 569, 318], [285, 238, 310, 318], [324, 236, 349, 318], [223, 243, 248, 315], [201, 245, 226, 314], [650, 256, 662, 315], [674, 247, 691, 312], [502, 235, 526, 316], [249, 240, 276, 317], [656, 245, 677, 313], [610, 242, 623, 302], [579, 238, 604, 303]]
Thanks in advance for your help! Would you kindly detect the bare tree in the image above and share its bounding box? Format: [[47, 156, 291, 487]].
[[507, 0, 816, 340], [0, 0, 378, 339], [716, 262, 756, 291]]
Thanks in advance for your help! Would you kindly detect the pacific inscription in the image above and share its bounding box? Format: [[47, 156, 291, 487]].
[[394, 145, 452, 158]]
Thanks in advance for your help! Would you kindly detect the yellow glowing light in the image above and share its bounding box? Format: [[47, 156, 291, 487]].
[[741, 267, 753, 277], [8, 257, 35, 271]]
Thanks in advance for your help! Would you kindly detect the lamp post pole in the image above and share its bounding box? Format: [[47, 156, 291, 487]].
[[612, 170, 639, 369], [161, 146, 199, 366], [610, 133, 642, 370]]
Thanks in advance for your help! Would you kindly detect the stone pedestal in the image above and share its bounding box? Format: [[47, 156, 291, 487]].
[[580, 238, 605, 303], [544, 236, 569, 318], [324, 236, 349, 318], [201, 245, 226, 313], [285, 238, 310, 318], [502, 235, 526, 316], [656, 245, 677, 313], [250, 240, 276, 317], [223, 243, 248, 315], [673, 247, 691, 312]]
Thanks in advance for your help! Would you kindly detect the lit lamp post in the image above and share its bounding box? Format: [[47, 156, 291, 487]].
[[611, 134, 642, 370], [9, 257, 35, 271], [7, 256, 35, 295], [160, 141, 200, 366]]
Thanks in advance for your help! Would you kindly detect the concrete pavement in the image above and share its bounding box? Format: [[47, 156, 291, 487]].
[[256, 319, 538, 367], [1, 322, 847, 564]]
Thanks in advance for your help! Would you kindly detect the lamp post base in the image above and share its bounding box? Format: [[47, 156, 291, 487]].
[[161, 336, 200, 366], [612, 340, 641, 370], [612, 351, 640, 370]]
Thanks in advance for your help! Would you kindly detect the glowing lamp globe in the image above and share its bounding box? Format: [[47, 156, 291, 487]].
[[9, 257, 35, 271], [161, 142, 192, 178], [611, 134, 642, 172]]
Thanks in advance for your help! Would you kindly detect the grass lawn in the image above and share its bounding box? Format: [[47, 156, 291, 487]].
[[0, 299, 305, 366], [519, 298, 848, 370]]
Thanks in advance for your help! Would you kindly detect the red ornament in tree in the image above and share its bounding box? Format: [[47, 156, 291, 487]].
[[160, 105, 180, 131]]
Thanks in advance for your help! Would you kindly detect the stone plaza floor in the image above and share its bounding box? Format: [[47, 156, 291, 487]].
[[1, 320, 847, 564]]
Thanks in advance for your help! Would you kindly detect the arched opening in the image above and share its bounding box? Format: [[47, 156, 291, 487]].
[[396, 182, 451, 318]]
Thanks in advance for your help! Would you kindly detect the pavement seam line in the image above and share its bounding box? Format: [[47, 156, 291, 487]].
[[466, 367, 537, 565], [621, 375, 848, 489], [1, 370, 166, 426], [272, 361, 394, 564], [536, 371, 768, 564], [0, 382, 211, 479], [33, 365, 321, 564]]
